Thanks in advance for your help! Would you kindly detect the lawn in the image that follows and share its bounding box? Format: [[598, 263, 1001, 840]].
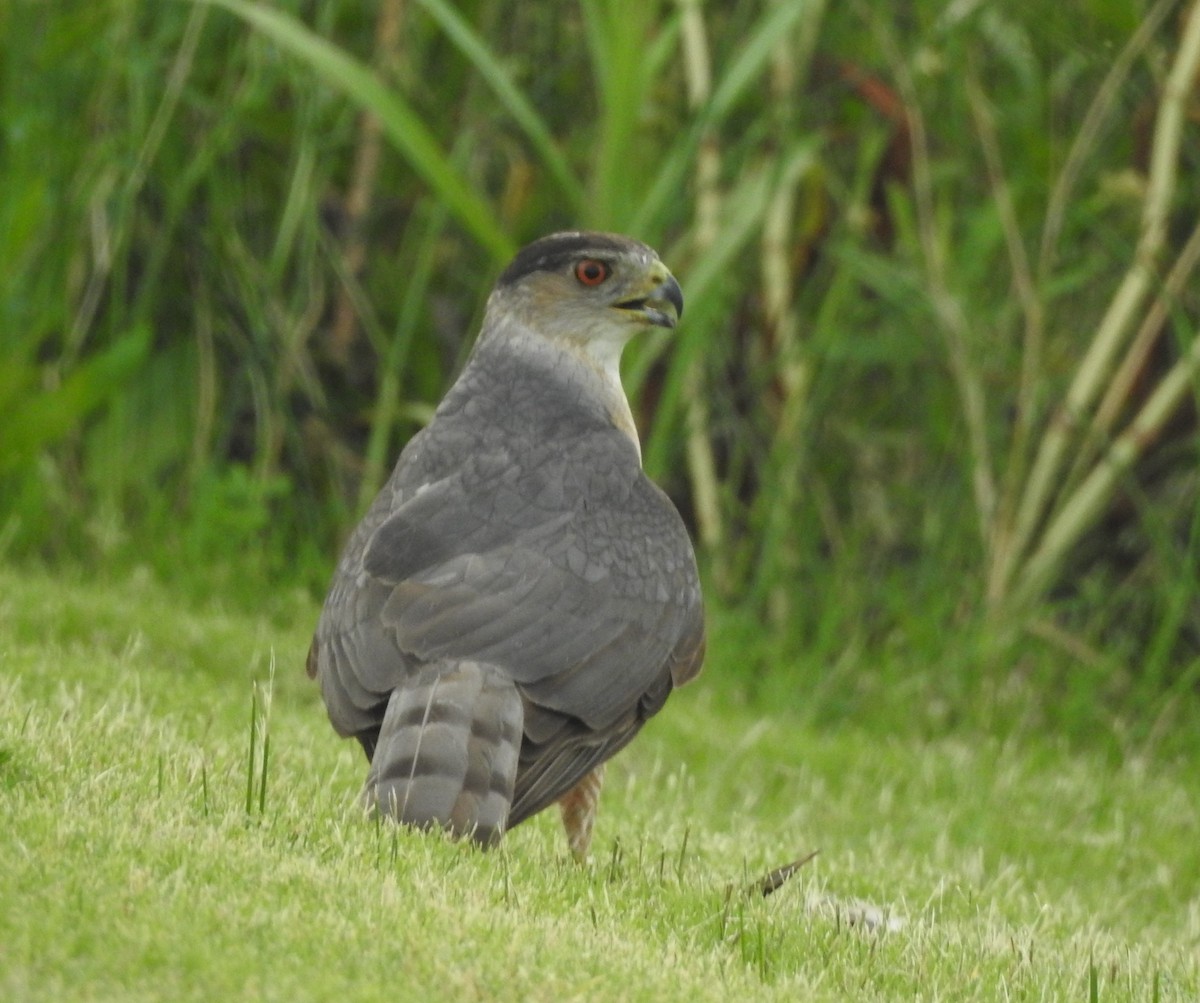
[[2, 567, 1197, 1001]]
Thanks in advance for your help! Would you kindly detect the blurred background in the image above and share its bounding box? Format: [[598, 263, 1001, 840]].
[[3, 0, 1199, 743]]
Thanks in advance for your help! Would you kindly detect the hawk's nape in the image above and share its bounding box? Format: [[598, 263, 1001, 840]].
[[307, 231, 705, 857]]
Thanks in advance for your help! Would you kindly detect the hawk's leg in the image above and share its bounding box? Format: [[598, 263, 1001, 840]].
[[558, 763, 606, 861]]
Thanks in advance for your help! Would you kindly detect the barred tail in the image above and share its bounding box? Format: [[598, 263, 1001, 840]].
[[365, 660, 523, 847]]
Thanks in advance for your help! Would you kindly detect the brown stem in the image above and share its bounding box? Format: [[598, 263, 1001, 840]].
[[328, 0, 406, 366]]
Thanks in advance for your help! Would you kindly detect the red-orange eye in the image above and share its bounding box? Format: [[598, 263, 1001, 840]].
[[574, 259, 610, 286]]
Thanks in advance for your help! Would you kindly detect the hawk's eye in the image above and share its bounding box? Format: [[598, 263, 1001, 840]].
[[574, 259, 611, 286]]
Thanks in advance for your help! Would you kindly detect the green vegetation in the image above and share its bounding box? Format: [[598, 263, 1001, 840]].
[[3, 1, 1200, 996], [3, 569, 1198, 1000], [4, 0, 1199, 679]]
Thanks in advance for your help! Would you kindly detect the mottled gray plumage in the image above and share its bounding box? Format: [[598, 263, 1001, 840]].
[[308, 231, 704, 853]]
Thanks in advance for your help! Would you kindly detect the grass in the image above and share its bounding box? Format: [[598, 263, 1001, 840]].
[[2, 566, 1198, 1001], [4, 10, 1198, 996]]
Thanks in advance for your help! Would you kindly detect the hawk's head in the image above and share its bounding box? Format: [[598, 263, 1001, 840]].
[[483, 231, 683, 371]]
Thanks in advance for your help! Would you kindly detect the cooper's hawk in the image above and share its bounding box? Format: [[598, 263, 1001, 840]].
[[307, 231, 705, 858]]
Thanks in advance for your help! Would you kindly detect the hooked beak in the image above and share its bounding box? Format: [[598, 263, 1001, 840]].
[[616, 273, 684, 329]]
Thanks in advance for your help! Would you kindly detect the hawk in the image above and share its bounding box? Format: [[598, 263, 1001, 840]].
[[307, 231, 705, 858]]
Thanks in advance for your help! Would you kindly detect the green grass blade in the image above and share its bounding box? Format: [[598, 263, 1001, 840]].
[[0, 326, 151, 476], [245, 681, 258, 818], [358, 199, 452, 509], [581, 0, 654, 227], [706, 1, 818, 121], [194, 0, 514, 263], [5, 569, 1200, 999], [413, 0, 585, 214], [639, 162, 776, 476], [630, 0, 820, 235], [259, 663, 273, 817]]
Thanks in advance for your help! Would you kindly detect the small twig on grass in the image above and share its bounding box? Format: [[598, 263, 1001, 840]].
[[756, 849, 820, 897]]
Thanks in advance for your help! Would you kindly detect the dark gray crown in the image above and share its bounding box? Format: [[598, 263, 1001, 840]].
[[496, 231, 651, 288]]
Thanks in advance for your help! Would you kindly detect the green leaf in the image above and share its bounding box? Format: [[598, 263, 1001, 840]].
[[193, 0, 514, 263], [0, 326, 152, 476], [581, 0, 657, 227], [413, 0, 585, 214], [630, 0, 822, 234]]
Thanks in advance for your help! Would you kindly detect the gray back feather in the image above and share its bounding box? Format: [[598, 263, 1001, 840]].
[[310, 315, 704, 835]]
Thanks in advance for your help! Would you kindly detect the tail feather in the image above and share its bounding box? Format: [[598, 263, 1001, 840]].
[[365, 660, 523, 846]]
